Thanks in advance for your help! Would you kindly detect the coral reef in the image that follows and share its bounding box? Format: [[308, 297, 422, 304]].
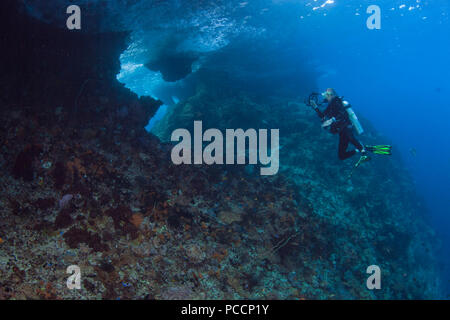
[[151, 75, 441, 299], [0, 0, 440, 300]]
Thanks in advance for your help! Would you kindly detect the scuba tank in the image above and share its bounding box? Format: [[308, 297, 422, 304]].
[[342, 100, 364, 135]]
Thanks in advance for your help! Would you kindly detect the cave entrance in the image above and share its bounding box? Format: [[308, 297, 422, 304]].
[[116, 47, 197, 132]]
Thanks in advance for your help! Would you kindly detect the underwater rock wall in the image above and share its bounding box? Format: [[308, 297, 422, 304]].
[[0, 0, 161, 130]]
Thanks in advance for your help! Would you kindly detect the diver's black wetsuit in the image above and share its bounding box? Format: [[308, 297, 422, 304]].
[[315, 96, 364, 160]]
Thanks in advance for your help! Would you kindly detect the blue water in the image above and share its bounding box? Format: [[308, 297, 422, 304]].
[[302, 1, 450, 293]]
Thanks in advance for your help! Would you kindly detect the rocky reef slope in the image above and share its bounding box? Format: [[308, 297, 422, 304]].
[[152, 72, 441, 299]]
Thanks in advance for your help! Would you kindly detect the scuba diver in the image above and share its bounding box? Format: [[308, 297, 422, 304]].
[[306, 88, 392, 173]]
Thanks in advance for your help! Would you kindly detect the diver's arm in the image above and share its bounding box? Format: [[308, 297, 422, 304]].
[[313, 102, 335, 127], [311, 101, 325, 118], [311, 100, 335, 126], [322, 102, 334, 119], [315, 108, 325, 118]]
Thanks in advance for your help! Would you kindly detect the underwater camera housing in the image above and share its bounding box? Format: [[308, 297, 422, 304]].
[[305, 92, 324, 107]]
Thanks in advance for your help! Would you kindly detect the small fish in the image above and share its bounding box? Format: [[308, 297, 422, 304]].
[[59, 194, 74, 209]]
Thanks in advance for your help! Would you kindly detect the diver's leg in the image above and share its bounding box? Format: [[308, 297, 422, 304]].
[[338, 129, 356, 160], [347, 129, 364, 152]]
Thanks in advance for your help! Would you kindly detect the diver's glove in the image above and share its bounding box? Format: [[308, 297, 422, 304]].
[[321, 117, 336, 128]]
